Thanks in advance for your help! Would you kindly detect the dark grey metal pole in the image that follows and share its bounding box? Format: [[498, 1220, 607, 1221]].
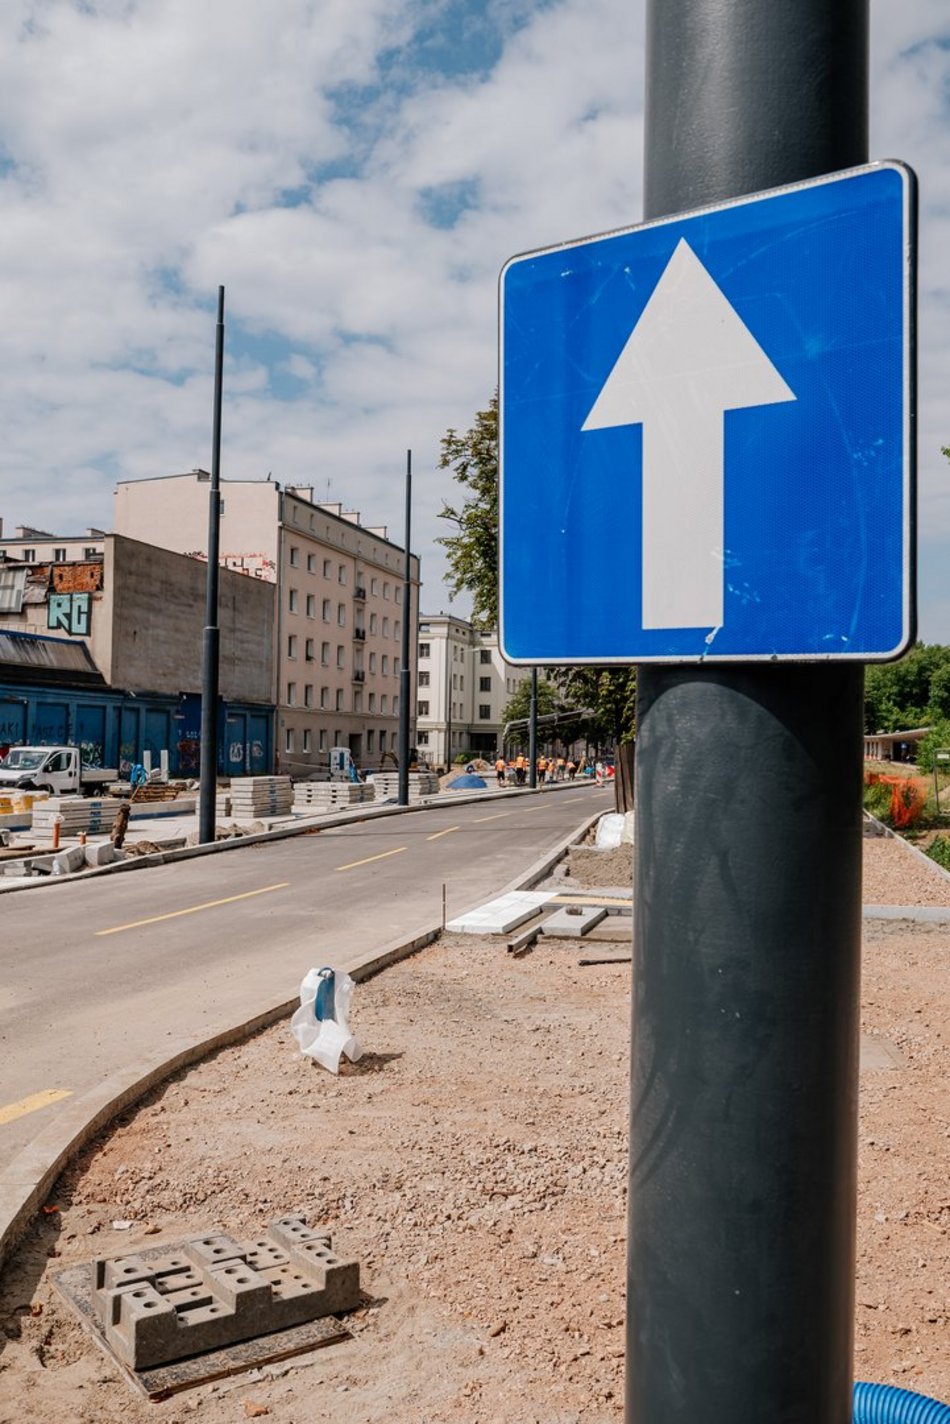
[[397, 450, 412, 807], [528, 667, 537, 789], [628, 5, 868, 1423], [198, 286, 225, 845]]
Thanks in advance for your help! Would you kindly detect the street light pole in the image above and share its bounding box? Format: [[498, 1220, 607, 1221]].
[[198, 286, 225, 846], [398, 450, 412, 807], [528, 667, 538, 789]]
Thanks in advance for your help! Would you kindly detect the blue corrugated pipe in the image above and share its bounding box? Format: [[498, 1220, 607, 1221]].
[[855, 1381, 950, 1423]]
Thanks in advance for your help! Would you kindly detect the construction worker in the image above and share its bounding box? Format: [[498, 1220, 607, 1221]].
[[515, 753, 526, 786], [495, 755, 507, 787]]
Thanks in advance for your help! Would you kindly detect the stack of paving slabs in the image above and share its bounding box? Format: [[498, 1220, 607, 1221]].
[[90, 1215, 359, 1371], [370, 770, 440, 801], [228, 776, 294, 819], [31, 796, 124, 838], [293, 781, 375, 811]]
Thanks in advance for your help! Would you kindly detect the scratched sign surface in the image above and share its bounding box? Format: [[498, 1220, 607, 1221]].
[[499, 162, 915, 664]]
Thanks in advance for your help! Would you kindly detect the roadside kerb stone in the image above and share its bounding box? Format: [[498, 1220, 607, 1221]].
[[0, 803, 604, 1271]]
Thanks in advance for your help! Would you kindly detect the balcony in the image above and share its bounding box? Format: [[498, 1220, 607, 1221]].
[[353, 627, 366, 640], [352, 669, 366, 683], [354, 586, 367, 601]]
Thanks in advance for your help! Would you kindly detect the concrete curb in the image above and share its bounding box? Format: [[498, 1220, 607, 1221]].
[[0, 780, 600, 896], [863, 904, 950, 923], [0, 804, 603, 1272]]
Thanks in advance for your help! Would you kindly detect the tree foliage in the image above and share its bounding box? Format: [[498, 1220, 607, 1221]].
[[438, 394, 636, 744], [864, 644, 950, 733], [437, 396, 499, 630], [501, 675, 559, 727]]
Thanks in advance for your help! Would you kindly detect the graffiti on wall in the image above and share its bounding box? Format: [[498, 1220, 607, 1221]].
[[48, 592, 91, 636]]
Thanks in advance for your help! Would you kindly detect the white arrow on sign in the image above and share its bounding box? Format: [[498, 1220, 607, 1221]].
[[582, 238, 796, 631]]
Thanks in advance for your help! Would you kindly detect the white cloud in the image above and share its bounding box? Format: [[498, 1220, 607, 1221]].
[[0, 0, 948, 639]]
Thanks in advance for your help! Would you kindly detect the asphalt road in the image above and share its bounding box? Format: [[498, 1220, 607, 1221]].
[[0, 784, 611, 1164]]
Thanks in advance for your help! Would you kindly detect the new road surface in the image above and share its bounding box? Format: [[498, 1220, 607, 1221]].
[[0, 784, 612, 1168]]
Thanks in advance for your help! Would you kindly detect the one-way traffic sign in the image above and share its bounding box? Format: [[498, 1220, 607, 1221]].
[[499, 162, 915, 663]]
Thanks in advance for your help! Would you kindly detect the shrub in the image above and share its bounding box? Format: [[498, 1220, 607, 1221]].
[[927, 835, 950, 871], [863, 779, 894, 824]]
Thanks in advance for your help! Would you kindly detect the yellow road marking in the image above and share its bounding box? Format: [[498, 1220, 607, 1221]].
[[473, 812, 511, 823], [427, 825, 460, 842], [0, 1088, 73, 1127], [96, 883, 290, 936], [336, 846, 407, 872]]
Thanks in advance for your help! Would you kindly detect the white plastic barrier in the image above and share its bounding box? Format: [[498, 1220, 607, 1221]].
[[290, 967, 362, 1075]]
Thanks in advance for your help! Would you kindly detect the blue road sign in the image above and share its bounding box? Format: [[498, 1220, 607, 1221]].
[[499, 162, 916, 663]]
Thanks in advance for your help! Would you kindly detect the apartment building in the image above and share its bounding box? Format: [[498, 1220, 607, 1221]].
[[114, 472, 420, 772], [0, 522, 106, 564], [414, 614, 529, 768]]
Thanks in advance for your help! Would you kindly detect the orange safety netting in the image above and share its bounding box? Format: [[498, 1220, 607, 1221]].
[[867, 772, 928, 828]]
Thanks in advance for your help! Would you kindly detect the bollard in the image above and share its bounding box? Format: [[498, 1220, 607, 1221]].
[[51, 813, 63, 851]]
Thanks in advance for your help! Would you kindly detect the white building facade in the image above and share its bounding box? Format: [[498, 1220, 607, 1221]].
[[114, 472, 419, 773], [414, 614, 529, 768]]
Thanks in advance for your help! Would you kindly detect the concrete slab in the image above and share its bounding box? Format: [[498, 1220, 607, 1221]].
[[541, 904, 608, 937], [859, 1033, 904, 1070], [446, 890, 553, 936]]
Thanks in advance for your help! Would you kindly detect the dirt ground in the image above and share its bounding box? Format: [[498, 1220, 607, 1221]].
[[0, 836, 947, 1422]]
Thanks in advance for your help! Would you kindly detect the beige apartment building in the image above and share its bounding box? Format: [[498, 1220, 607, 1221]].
[[414, 614, 529, 768], [114, 472, 419, 773], [0, 522, 105, 564]]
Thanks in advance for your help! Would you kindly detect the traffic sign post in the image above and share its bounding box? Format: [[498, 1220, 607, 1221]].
[[498, 2, 916, 1422], [500, 164, 915, 663]]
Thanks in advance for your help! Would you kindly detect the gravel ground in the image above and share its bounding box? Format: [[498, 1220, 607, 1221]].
[[0, 836, 946, 1423], [863, 834, 950, 907]]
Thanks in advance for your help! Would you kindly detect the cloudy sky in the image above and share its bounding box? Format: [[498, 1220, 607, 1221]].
[[1, 1, 948, 636]]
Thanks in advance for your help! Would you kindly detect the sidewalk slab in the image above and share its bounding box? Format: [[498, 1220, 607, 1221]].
[[446, 891, 553, 936]]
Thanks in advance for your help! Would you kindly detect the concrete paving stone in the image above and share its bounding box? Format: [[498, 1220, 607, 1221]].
[[93, 1214, 360, 1370], [446, 890, 554, 936], [541, 904, 608, 937]]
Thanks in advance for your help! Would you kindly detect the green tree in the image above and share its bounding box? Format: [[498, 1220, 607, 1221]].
[[864, 645, 950, 733], [502, 675, 559, 727], [437, 396, 499, 629], [556, 666, 637, 746]]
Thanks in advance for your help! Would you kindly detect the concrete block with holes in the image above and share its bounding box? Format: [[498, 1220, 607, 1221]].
[[92, 1215, 360, 1369]]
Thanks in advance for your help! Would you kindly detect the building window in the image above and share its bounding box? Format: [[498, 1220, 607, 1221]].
[[307, 553, 316, 572], [302, 729, 312, 752], [379, 731, 386, 752], [382, 617, 390, 637], [320, 687, 329, 708], [322, 598, 331, 621], [479, 704, 492, 719], [287, 682, 297, 705], [419, 622, 429, 633], [395, 587, 401, 605], [289, 546, 300, 567], [417, 730, 429, 745], [306, 594, 315, 618], [319, 729, 327, 751], [287, 634, 298, 659], [418, 642, 430, 659], [53, 547, 66, 562], [367, 729, 375, 753], [337, 646, 345, 668], [452, 674, 457, 690], [393, 696, 398, 715], [418, 670, 430, 686], [480, 677, 491, 692], [84, 546, 98, 559], [381, 694, 388, 714], [382, 655, 389, 675], [354, 691, 363, 712], [418, 700, 429, 717], [459, 675, 464, 691], [383, 581, 390, 600], [22, 549, 35, 562], [369, 693, 376, 712], [369, 651, 377, 673], [321, 642, 330, 664], [370, 577, 379, 596], [285, 728, 294, 753], [480, 649, 491, 664], [289, 588, 298, 612], [338, 565, 347, 585], [323, 559, 332, 577], [305, 638, 314, 661], [337, 603, 346, 627], [369, 613, 377, 634], [336, 689, 344, 710], [304, 684, 313, 707]]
